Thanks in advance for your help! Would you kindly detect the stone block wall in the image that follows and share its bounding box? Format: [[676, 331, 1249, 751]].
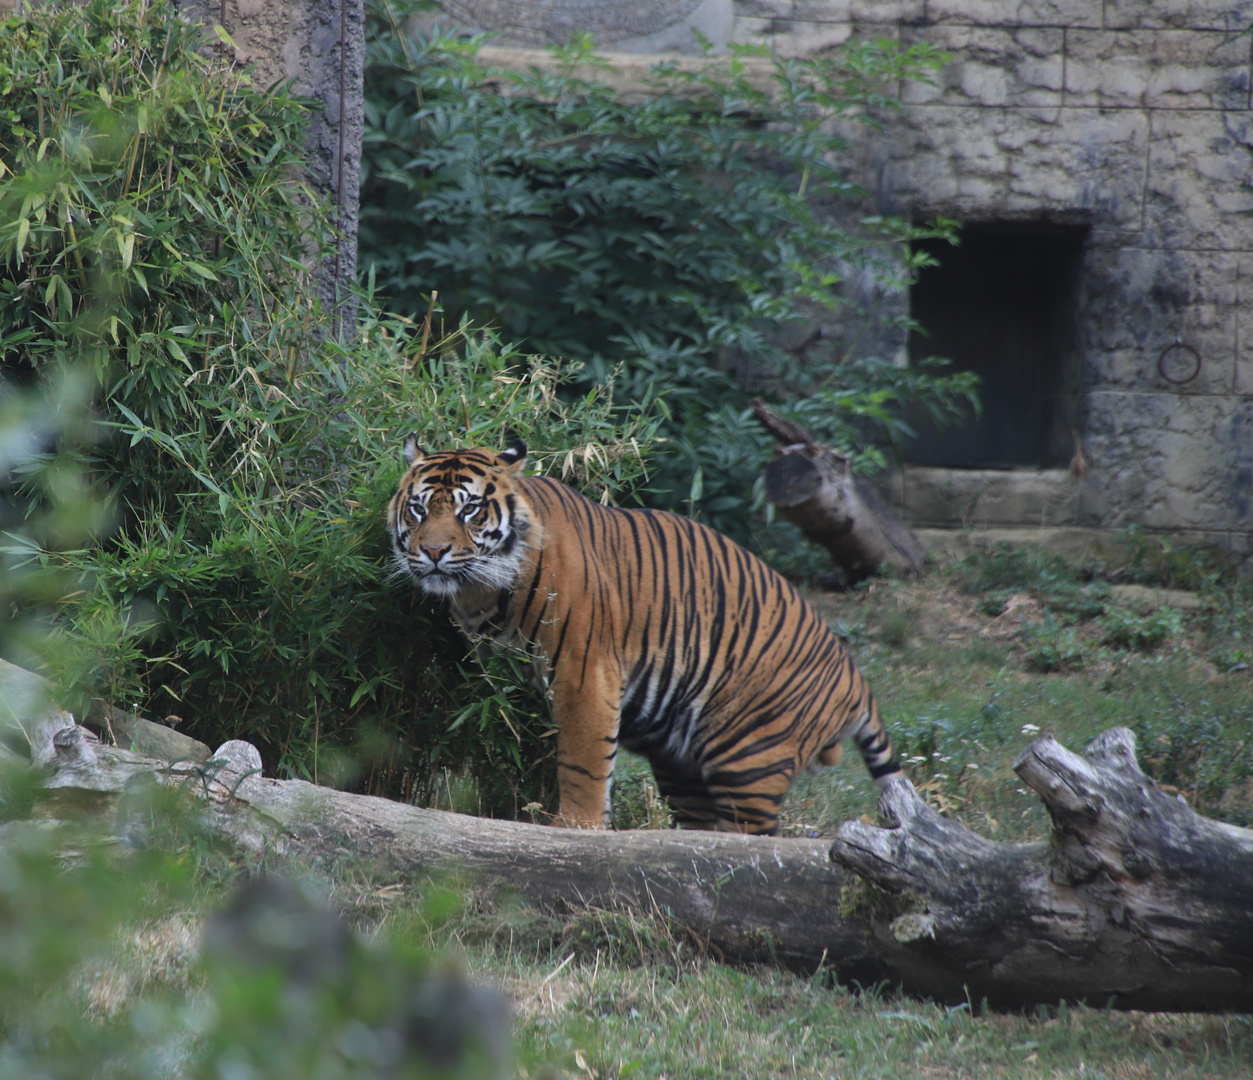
[[723, 1, 1253, 560]]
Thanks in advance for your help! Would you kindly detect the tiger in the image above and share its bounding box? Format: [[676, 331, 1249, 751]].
[[388, 438, 901, 835]]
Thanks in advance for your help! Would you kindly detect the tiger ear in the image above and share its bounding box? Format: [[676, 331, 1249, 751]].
[[403, 434, 426, 467], [498, 438, 527, 472]]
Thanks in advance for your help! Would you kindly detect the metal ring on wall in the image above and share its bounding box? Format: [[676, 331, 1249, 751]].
[[1157, 341, 1201, 385]]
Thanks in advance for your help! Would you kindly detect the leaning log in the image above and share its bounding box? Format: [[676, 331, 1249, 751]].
[[749, 399, 926, 580], [27, 720, 1253, 1011]]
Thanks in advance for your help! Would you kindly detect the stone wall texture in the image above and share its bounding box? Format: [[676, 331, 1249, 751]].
[[177, 0, 365, 340], [438, 0, 1253, 561]]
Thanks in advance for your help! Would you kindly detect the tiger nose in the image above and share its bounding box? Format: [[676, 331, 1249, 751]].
[[420, 543, 451, 564]]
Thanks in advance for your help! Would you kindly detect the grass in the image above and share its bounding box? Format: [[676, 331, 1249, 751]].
[[501, 956, 1253, 1079], [10, 540, 1253, 1077]]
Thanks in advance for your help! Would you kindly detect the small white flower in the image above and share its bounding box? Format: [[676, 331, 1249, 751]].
[[1021, 723, 1040, 736]]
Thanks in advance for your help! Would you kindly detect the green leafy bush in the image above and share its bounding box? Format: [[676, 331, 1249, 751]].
[[954, 544, 1110, 622], [1133, 707, 1253, 823], [0, 790, 506, 1080], [2, 0, 656, 811], [1022, 615, 1087, 673], [1112, 525, 1230, 592], [0, 0, 319, 491], [1098, 606, 1184, 653], [360, 4, 978, 549]]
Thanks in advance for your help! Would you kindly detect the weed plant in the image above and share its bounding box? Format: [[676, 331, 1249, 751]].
[[1112, 524, 1231, 592], [1099, 605, 1185, 652], [0, 770, 511, 1079], [1022, 614, 1088, 673]]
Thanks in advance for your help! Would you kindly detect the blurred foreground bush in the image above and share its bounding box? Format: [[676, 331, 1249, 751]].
[[0, 768, 506, 1079]]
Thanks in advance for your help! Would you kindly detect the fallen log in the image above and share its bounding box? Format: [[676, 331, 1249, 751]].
[[33, 731, 875, 978], [830, 728, 1253, 1012], [26, 719, 1253, 1011], [749, 398, 926, 581]]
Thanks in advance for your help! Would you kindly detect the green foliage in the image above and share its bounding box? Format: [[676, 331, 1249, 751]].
[[1131, 700, 1253, 824], [953, 543, 1087, 596], [1022, 615, 1087, 673], [1201, 582, 1253, 673], [0, 799, 198, 1080], [2, 0, 657, 812], [1112, 525, 1230, 592], [953, 542, 1201, 665], [195, 875, 506, 1080], [0, 369, 104, 675], [360, 3, 978, 547], [609, 751, 674, 831], [0, 795, 503, 1079], [0, 0, 320, 495], [954, 543, 1112, 624], [1098, 606, 1184, 653]]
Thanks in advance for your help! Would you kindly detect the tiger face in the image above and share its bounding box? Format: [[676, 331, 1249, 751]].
[[388, 437, 533, 598]]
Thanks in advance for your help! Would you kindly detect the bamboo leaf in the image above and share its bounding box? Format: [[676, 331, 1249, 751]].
[[183, 261, 219, 281]]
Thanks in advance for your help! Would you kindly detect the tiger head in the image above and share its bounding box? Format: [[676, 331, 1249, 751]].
[[388, 437, 534, 598]]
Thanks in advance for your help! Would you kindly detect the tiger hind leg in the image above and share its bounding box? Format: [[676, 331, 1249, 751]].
[[649, 763, 722, 830], [849, 703, 901, 787], [649, 763, 781, 833]]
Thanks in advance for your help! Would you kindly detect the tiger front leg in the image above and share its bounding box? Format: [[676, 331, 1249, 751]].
[[548, 667, 621, 829]]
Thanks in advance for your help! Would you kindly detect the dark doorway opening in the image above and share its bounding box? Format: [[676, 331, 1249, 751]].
[[905, 222, 1087, 469]]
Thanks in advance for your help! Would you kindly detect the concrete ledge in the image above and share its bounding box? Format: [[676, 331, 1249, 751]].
[[888, 466, 1081, 528], [913, 525, 1251, 577], [913, 525, 1114, 563]]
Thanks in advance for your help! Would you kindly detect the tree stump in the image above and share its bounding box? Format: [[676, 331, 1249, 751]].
[[749, 399, 926, 581]]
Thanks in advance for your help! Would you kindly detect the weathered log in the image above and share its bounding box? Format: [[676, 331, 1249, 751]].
[[749, 399, 926, 580], [26, 719, 1253, 1011], [33, 727, 878, 978], [830, 728, 1253, 1011]]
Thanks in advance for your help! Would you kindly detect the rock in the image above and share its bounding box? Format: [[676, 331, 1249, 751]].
[[211, 740, 264, 775]]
